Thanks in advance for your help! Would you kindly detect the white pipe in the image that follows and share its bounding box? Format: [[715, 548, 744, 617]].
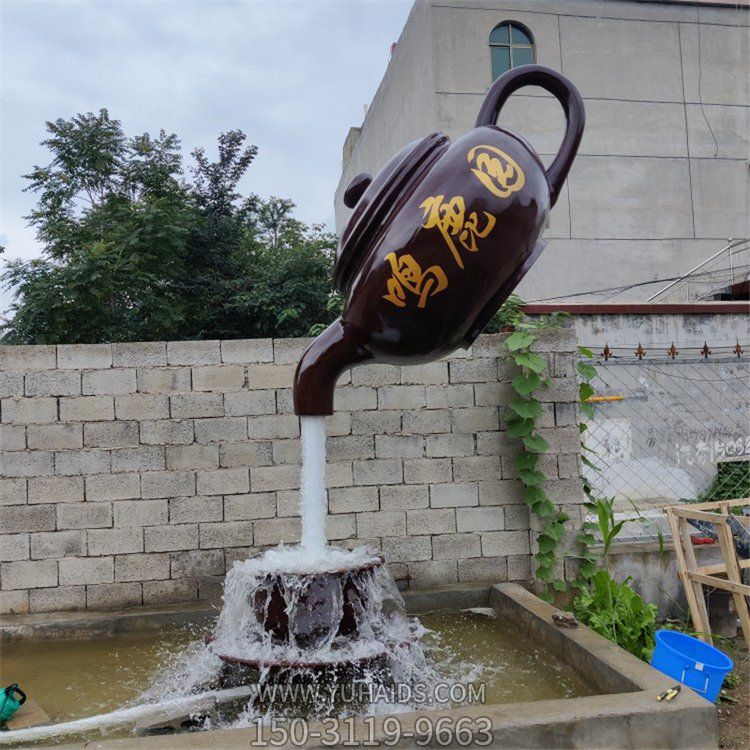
[[0, 686, 252, 745]]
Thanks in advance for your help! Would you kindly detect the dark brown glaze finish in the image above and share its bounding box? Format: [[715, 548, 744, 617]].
[[294, 65, 585, 415]]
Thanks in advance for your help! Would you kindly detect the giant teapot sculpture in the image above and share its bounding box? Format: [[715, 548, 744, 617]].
[[294, 65, 585, 415]]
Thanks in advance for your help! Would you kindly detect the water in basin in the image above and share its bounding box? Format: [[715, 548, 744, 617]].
[[0, 608, 594, 729]]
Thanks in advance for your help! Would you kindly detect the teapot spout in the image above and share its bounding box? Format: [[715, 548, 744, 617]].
[[293, 317, 372, 416]]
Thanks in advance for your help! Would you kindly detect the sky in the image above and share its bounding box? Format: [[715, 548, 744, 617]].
[[0, 0, 413, 310]]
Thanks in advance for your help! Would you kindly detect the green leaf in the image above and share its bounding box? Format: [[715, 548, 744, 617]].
[[535, 549, 554, 564], [515, 452, 539, 471], [518, 468, 546, 486], [532, 498, 556, 518], [523, 433, 550, 453], [514, 351, 547, 373], [512, 372, 542, 395], [552, 579, 567, 592], [577, 361, 597, 380], [537, 534, 557, 553], [581, 402, 596, 419], [578, 560, 598, 578], [579, 382, 595, 401], [506, 331, 535, 351], [538, 590, 554, 603], [507, 417, 534, 438], [578, 346, 594, 358], [522, 485, 546, 507], [581, 454, 598, 470], [548, 522, 566, 541], [509, 396, 542, 419]]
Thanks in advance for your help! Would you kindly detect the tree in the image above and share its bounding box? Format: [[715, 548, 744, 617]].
[[227, 198, 341, 340], [2, 110, 340, 344], [177, 130, 258, 339]]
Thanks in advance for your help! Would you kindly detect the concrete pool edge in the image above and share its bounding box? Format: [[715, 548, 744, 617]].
[[6, 582, 718, 749], [0, 599, 219, 643], [69, 692, 717, 750], [487, 583, 717, 748]]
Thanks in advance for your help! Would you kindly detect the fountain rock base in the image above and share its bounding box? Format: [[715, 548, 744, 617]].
[[203, 545, 424, 718]]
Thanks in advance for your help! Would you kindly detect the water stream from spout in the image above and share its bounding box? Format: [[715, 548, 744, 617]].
[[299, 415, 328, 557]]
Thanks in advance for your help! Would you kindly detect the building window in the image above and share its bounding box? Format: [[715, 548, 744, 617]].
[[489, 22, 534, 79]]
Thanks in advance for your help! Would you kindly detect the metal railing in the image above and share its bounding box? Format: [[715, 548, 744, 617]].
[[646, 238, 750, 303]]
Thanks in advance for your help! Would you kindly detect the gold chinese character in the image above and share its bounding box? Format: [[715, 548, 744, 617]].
[[382, 252, 448, 309], [420, 195, 496, 269], [467, 145, 525, 198]]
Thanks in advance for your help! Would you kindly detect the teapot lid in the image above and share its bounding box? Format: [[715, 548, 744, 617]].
[[334, 131, 449, 293]]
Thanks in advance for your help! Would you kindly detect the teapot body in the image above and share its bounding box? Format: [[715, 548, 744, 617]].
[[294, 65, 584, 415], [343, 126, 550, 363]]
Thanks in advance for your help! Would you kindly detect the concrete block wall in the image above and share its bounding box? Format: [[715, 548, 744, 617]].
[[0, 331, 584, 614]]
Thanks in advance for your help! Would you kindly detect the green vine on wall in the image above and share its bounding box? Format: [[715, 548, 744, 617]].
[[503, 319, 569, 601], [502, 323, 604, 600]]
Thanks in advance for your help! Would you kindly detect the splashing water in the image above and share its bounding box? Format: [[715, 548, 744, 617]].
[[138, 544, 474, 726], [299, 416, 328, 557], [211, 546, 408, 666]]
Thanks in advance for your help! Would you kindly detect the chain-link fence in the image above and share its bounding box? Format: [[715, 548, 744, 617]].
[[580, 350, 750, 541]]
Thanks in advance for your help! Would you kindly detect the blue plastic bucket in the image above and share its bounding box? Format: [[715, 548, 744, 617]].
[[650, 629, 733, 703]]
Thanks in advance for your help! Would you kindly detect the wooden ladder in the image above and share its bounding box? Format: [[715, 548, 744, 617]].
[[664, 497, 750, 651]]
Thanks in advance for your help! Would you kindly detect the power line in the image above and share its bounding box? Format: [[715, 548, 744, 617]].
[[527, 254, 750, 303]]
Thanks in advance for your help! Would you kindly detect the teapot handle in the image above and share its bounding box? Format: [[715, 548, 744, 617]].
[[475, 65, 585, 208]]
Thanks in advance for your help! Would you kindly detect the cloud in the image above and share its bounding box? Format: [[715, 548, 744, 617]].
[[0, 0, 412, 277]]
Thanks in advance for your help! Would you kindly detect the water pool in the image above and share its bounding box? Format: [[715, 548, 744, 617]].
[[0, 608, 594, 729]]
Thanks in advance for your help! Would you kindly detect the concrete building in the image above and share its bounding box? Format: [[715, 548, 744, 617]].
[[335, 0, 750, 303]]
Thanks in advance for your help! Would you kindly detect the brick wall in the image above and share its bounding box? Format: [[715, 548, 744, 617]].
[[0, 331, 584, 614]]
